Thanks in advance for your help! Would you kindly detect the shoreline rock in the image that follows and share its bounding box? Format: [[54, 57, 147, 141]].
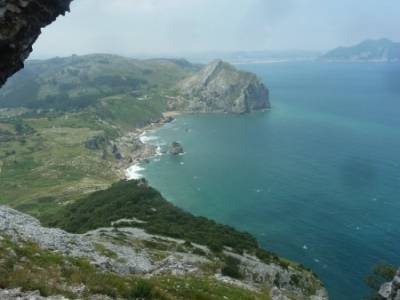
[[169, 141, 184, 155]]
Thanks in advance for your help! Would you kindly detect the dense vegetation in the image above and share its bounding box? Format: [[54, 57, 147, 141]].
[[45, 179, 259, 253], [364, 263, 397, 300], [44, 179, 307, 273]]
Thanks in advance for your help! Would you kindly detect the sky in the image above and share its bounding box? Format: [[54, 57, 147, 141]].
[[31, 0, 400, 59]]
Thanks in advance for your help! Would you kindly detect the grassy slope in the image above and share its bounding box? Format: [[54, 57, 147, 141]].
[[0, 55, 196, 214], [0, 55, 195, 110], [0, 237, 271, 300], [0, 110, 118, 216]]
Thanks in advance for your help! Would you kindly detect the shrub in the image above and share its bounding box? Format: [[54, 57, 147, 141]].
[[129, 280, 154, 299], [221, 256, 242, 279]]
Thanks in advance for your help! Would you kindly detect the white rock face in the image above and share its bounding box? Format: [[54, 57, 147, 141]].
[[0, 288, 68, 300], [226, 251, 328, 300], [0, 288, 113, 300], [379, 269, 400, 300], [0, 206, 206, 275], [0, 206, 129, 271]]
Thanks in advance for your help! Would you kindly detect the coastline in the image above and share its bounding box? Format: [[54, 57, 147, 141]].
[[121, 108, 271, 181], [120, 111, 181, 180]]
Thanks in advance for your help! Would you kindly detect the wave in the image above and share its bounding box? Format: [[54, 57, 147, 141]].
[[139, 134, 159, 144], [125, 164, 145, 180]]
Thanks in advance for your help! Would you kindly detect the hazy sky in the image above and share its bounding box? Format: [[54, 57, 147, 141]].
[[31, 0, 400, 58]]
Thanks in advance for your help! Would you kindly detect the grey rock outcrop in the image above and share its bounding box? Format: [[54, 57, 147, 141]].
[[0, 206, 153, 274], [178, 60, 270, 114], [0, 206, 328, 299], [0, 288, 113, 300], [0, 0, 72, 87], [379, 268, 400, 300], [0, 288, 68, 300], [225, 251, 328, 300], [0, 206, 210, 277]]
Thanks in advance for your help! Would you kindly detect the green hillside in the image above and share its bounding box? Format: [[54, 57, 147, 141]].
[[0, 54, 197, 111]]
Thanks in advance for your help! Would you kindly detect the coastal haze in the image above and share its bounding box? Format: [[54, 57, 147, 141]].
[[0, 1, 399, 300], [31, 0, 400, 59]]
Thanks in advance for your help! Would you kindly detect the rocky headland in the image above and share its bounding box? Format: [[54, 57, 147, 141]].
[[177, 60, 270, 114]]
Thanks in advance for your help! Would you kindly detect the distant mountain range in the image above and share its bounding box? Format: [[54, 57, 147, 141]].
[[132, 50, 321, 64], [181, 50, 321, 64], [320, 38, 400, 62]]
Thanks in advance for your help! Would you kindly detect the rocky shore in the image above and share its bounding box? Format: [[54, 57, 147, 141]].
[[110, 113, 179, 180]]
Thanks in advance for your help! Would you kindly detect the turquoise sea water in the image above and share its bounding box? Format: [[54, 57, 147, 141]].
[[142, 62, 400, 300]]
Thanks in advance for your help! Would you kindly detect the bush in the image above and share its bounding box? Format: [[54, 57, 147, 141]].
[[365, 262, 397, 299], [221, 256, 242, 279], [129, 280, 154, 299]]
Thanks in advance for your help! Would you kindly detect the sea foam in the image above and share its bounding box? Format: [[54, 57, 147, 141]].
[[125, 164, 145, 180]]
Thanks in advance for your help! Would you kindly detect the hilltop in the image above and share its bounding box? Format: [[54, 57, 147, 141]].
[[0, 54, 269, 116], [320, 39, 400, 62]]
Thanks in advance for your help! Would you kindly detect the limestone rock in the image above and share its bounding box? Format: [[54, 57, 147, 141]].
[[0, 288, 68, 299], [178, 60, 270, 114], [379, 269, 400, 300], [0, 205, 328, 300]]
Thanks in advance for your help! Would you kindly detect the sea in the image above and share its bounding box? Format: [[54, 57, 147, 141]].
[[138, 62, 400, 300]]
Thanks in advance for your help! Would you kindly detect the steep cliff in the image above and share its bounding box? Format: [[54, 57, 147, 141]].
[[177, 60, 270, 114], [0, 0, 72, 87]]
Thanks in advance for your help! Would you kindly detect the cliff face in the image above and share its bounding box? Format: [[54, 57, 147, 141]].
[[178, 60, 270, 114], [0, 0, 72, 87], [379, 268, 400, 299]]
